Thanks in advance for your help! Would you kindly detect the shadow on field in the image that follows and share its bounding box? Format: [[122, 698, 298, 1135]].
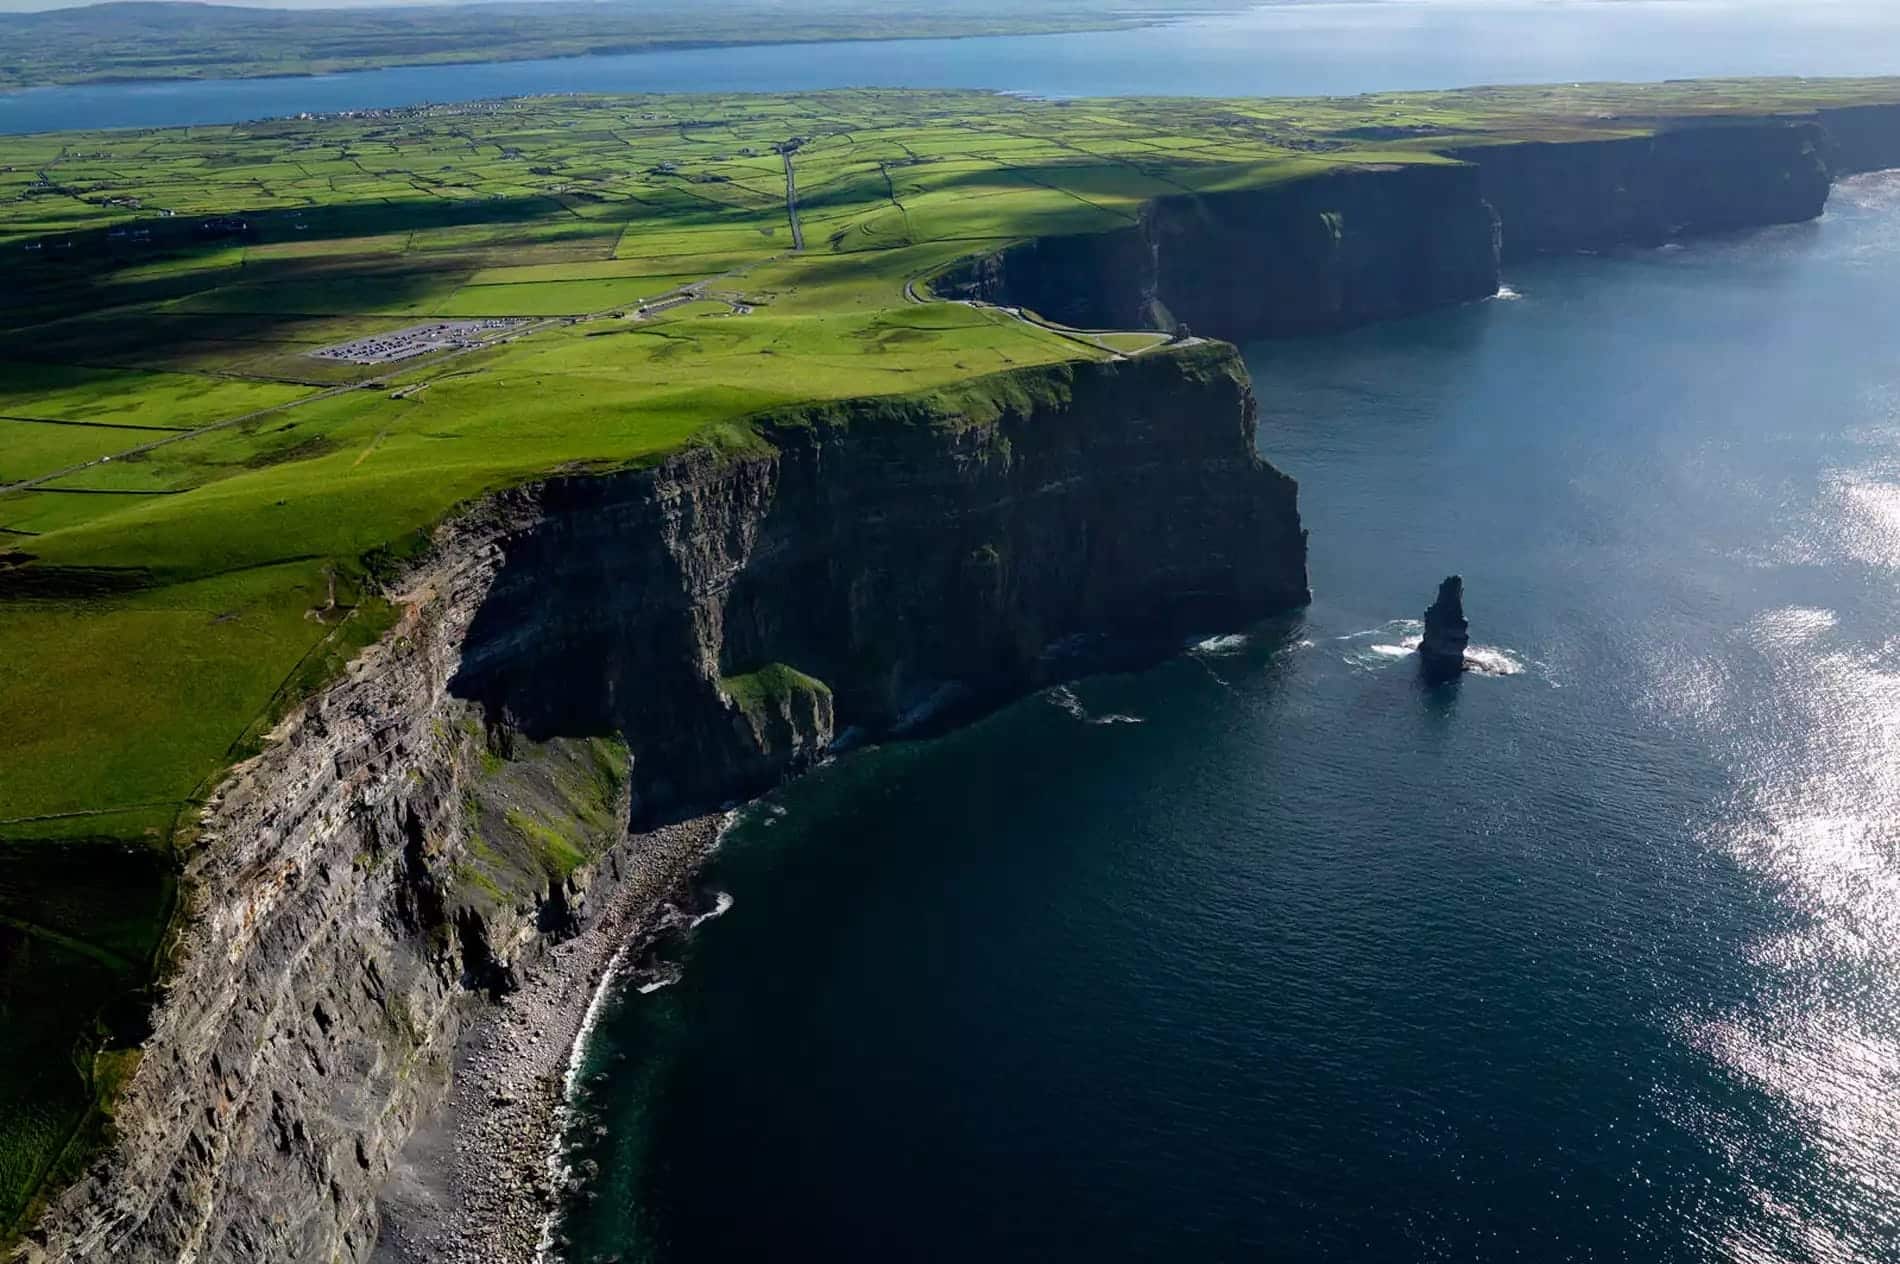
[[0, 839, 174, 1233]]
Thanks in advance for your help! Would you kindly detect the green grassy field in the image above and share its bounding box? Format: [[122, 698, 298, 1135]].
[[4, 78, 1900, 1233]]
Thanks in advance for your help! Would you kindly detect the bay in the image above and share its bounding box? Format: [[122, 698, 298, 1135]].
[[7, 0, 1900, 135]]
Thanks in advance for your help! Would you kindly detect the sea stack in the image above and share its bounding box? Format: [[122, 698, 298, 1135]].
[[1419, 575, 1471, 679]]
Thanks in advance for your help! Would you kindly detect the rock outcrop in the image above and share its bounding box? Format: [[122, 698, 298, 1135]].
[[20, 344, 1307, 1264], [1419, 575, 1470, 680]]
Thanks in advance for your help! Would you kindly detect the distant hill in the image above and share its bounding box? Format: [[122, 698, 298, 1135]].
[[0, 0, 1259, 89]]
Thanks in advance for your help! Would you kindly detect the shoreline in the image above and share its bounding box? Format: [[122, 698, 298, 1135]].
[[0, 13, 1208, 101], [371, 811, 730, 1264]]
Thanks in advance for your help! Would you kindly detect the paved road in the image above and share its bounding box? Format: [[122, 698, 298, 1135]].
[[783, 148, 805, 251], [901, 273, 1187, 360]]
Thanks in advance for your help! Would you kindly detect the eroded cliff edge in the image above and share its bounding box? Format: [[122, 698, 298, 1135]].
[[18, 345, 1305, 1263]]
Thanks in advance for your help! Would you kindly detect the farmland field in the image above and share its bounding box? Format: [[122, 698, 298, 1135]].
[[4, 78, 1900, 1236]]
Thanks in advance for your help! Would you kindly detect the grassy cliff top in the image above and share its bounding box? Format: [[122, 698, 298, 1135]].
[[3, 77, 1900, 1230], [7, 76, 1900, 830]]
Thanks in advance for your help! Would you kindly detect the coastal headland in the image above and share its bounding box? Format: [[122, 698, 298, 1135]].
[[5, 80, 1900, 1261]]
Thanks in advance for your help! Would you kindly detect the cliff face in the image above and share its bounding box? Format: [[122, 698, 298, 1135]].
[[935, 164, 1502, 338], [1448, 119, 1834, 260], [453, 346, 1306, 816], [21, 346, 1306, 1263], [942, 111, 1900, 333], [1817, 104, 1900, 177]]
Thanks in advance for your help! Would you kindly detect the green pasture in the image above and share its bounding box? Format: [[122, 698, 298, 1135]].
[[0, 363, 311, 433]]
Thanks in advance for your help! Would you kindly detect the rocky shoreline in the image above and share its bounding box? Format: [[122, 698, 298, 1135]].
[[371, 812, 729, 1264]]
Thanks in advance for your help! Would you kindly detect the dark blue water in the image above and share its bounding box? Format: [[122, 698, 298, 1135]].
[[552, 176, 1900, 1263], [8, 0, 1900, 134]]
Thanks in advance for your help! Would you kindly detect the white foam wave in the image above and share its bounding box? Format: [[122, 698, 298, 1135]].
[[1191, 632, 1250, 655], [535, 810, 740, 1264], [1463, 645, 1525, 677], [1336, 618, 1528, 679], [635, 967, 683, 995], [1337, 619, 1424, 670], [1338, 619, 1423, 642], [1046, 684, 1145, 725], [689, 890, 735, 929]]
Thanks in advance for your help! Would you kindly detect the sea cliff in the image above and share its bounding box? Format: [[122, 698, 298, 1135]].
[[937, 110, 1896, 329], [1448, 119, 1833, 259], [17, 346, 1306, 1263], [934, 163, 1502, 337], [1818, 103, 1900, 176]]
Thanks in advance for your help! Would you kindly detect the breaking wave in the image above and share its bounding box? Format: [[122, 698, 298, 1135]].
[[634, 965, 684, 995], [1335, 618, 1526, 677], [1191, 632, 1251, 655], [1046, 684, 1145, 726], [689, 890, 736, 929]]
